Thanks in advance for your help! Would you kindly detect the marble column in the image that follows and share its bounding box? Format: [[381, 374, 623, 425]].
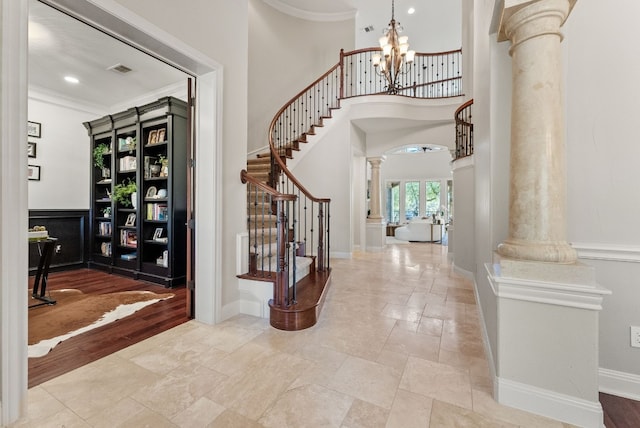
[[496, 0, 577, 263], [367, 156, 385, 222]]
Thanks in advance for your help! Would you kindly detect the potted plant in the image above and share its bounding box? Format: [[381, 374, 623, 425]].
[[93, 143, 111, 178], [112, 179, 137, 208], [102, 206, 112, 218]]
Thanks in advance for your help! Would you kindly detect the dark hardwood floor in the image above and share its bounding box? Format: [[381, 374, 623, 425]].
[[28, 268, 189, 388], [601, 392, 640, 428]]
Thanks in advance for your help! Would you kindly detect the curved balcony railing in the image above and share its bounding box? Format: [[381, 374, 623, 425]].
[[454, 98, 473, 160]]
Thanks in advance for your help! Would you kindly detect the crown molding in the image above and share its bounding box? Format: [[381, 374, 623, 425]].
[[262, 0, 356, 22]]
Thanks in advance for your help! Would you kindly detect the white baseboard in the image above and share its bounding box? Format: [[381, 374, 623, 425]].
[[496, 377, 604, 428], [599, 368, 640, 401], [219, 301, 240, 322]]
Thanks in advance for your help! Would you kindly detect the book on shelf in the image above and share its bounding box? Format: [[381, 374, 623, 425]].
[[98, 222, 112, 236], [146, 203, 169, 221], [119, 155, 136, 171], [120, 229, 137, 247], [120, 252, 137, 261]]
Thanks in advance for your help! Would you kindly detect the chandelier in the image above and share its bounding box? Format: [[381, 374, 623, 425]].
[[372, 0, 416, 94]]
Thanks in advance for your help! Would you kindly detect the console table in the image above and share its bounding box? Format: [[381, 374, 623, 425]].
[[30, 237, 57, 308]]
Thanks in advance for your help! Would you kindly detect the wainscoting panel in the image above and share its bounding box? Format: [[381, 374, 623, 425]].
[[29, 210, 89, 272]]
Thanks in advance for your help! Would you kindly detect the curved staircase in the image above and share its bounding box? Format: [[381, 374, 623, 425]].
[[241, 47, 464, 330]]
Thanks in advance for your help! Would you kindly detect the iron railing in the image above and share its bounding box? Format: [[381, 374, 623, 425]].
[[243, 47, 463, 308], [455, 98, 473, 159]]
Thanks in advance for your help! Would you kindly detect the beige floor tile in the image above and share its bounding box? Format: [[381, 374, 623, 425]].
[[329, 356, 402, 409], [259, 384, 353, 428], [10, 408, 91, 428], [383, 325, 441, 362], [429, 399, 517, 427], [131, 363, 227, 419], [171, 396, 225, 427], [208, 409, 264, 428], [417, 316, 444, 337], [341, 398, 389, 428], [385, 388, 433, 428], [19, 242, 575, 428], [13, 386, 66, 424], [39, 355, 160, 420], [85, 397, 150, 428], [206, 351, 313, 420], [399, 356, 472, 410]]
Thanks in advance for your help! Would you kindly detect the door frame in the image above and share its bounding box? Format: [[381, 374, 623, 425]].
[[0, 0, 223, 423]]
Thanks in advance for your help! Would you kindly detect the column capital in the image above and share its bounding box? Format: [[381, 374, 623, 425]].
[[366, 156, 386, 167], [498, 0, 577, 45]]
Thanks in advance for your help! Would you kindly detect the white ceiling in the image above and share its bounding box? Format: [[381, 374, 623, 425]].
[[28, 0, 190, 111]]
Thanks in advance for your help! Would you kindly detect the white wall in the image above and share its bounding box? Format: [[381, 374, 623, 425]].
[[291, 117, 353, 257], [114, 0, 249, 313], [564, 0, 640, 386], [452, 158, 474, 273], [248, 0, 354, 155], [27, 96, 100, 209]]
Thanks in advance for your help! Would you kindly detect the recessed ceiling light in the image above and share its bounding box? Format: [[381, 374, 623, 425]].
[[64, 76, 79, 84], [408, 7, 416, 14]]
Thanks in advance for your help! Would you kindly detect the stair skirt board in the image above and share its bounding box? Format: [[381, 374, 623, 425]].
[[238, 256, 313, 318]]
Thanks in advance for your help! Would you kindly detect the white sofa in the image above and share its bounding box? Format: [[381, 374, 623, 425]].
[[394, 218, 443, 242]]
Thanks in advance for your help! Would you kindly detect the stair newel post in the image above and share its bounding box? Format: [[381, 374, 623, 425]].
[[317, 203, 325, 272], [274, 196, 289, 307], [325, 202, 330, 271], [339, 49, 345, 100]]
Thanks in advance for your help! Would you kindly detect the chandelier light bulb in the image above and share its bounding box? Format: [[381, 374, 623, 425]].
[[399, 36, 408, 45], [406, 50, 416, 63], [400, 43, 409, 55], [383, 44, 392, 57], [372, 54, 381, 67], [379, 35, 388, 48]]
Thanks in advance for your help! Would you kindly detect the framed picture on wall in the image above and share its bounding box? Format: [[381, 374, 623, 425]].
[[27, 142, 37, 158], [28, 165, 41, 181], [27, 121, 41, 138]]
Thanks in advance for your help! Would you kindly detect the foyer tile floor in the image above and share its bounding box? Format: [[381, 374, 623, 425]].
[[13, 243, 575, 427]]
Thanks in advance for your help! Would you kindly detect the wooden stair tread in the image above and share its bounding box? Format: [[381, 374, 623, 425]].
[[269, 269, 331, 331]]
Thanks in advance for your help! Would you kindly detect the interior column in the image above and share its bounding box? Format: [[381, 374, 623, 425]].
[[367, 156, 384, 221], [496, 0, 576, 263], [365, 156, 386, 251], [488, 2, 611, 426]]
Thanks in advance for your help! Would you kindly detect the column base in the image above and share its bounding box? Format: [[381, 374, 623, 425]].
[[365, 222, 386, 252], [497, 238, 577, 264], [486, 257, 611, 427]]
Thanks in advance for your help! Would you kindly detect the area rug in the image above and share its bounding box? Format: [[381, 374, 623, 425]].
[[28, 289, 174, 358]]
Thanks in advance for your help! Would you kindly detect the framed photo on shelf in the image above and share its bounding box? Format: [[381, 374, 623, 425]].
[[145, 186, 157, 198], [152, 227, 164, 240], [27, 142, 37, 158], [27, 121, 41, 138], [147, 130, 158, 145], [156, 128, 166, 142], [28, 165, 41, 181], [125, 212, 136, 227]]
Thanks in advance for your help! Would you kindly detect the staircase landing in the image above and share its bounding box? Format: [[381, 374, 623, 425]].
[[269, 269, 331, 331]]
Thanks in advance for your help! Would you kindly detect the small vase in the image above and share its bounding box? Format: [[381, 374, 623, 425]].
[[131, 192, 137, 209]]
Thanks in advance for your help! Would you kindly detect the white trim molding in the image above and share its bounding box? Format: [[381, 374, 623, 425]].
[[599, 368, 640, 401], [486, 264, 611, 311], [262, 0, 356, 22], [572, 242, 640, 263], [496, 377, 604, 428]]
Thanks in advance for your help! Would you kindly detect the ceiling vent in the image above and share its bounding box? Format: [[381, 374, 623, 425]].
[[108, 64, 133, 74], [363, 25, 374, 33]]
